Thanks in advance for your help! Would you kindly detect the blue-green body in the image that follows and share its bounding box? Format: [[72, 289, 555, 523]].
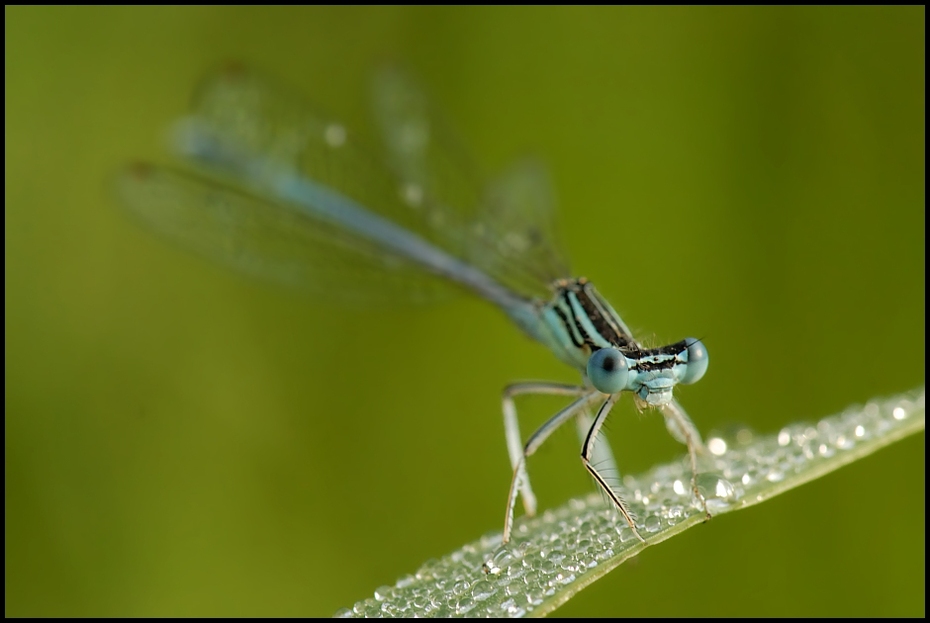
[[118, 64, 707, 406], [513, 279, 707, 406], [116, 65, 710, 543]]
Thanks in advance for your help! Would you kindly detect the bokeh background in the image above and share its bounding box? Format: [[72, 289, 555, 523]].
[[6, 6, 924, 617]]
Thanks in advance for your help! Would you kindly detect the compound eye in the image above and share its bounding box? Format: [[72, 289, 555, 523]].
[[587, 347, 630, 394], [679, 338, 709, 385]]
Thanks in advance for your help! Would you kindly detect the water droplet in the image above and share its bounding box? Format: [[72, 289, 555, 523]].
[[555, 571, 576, 585], [893, 406, 907, 420], [324, 122, 346, 147], [506, 563, 526, 581], [696, 472, 737, 505], [707, 436, 728, 456], [470, 579, 495, 602], [736, 427, 754, 445], [765, 467, 785, 482], [500, 597, 522, 617], [400, 182, 423, 208], [455, 599, 476, 615], [618, 526, 639, 543], [547, 549, 565, 565], [451, 579, 470, 596]]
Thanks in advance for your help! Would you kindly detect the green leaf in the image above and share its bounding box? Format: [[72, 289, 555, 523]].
[[337, 386, 924, 618]]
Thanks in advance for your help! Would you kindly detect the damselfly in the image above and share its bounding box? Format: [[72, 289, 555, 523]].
[[116, 64, 710, 544]]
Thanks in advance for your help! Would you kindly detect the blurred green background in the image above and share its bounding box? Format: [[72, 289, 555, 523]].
[[5, 6, 924, 617]]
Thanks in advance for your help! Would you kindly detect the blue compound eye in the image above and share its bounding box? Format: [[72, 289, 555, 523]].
[[679, 338, 709, 385], [587, 347, 630, 394]]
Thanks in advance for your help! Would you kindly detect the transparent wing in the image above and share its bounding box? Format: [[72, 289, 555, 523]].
[[123, 64, 569, 304], [171, 68, 566, 296], [370, 67, 571, 297], [476, 158, 569, 292], [116, 164, 457, 304]]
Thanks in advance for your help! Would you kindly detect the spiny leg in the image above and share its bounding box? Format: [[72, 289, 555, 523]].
[[574, 409, 618, 484], [581, 395, 647, 543], [502, 382, 589, 517], [502, 389, 602, 544], [660, 398, 710, 520]]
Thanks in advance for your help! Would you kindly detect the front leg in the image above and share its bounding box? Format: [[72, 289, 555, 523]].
[[660, 398, 710, 519], [581, 394, 646, 543]]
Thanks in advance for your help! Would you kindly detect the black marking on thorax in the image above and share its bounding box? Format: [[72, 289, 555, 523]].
[[552, 278, 637, 353]]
